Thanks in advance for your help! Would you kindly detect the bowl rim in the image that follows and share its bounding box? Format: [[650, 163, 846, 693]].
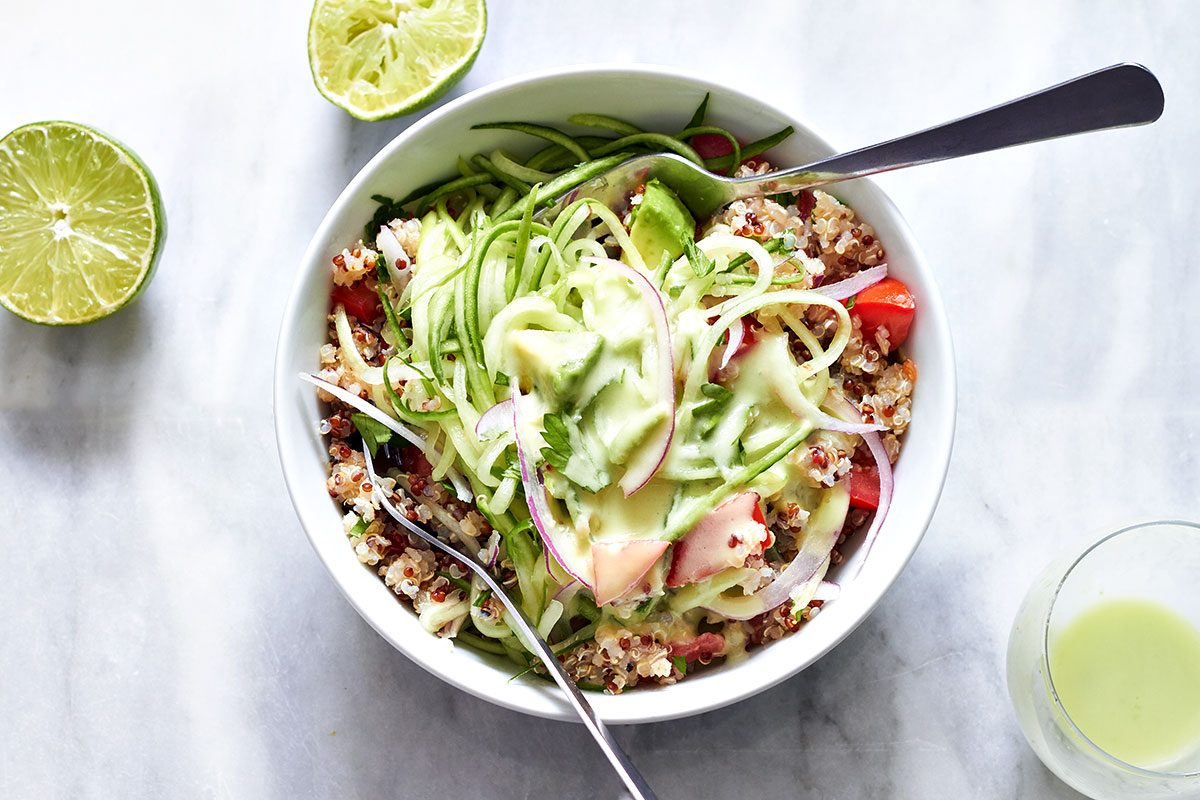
[[273, 62, 957, 724]]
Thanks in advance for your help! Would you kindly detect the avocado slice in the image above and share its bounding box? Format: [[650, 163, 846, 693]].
[[507, 329, 603, 404], [629, 179, 695, 268]]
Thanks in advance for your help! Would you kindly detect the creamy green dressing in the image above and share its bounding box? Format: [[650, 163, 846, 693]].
[[1050, 598, 1200, 769]]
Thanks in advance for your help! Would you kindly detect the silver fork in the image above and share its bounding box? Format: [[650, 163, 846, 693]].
[[361, 446, 658, 800], [539, 62, 1163, 221]]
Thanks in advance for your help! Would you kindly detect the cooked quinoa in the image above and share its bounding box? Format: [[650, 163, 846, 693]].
[[312, 148, 916, 693]]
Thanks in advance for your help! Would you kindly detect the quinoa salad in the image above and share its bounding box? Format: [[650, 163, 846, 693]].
[[305, 99, 918, 694]]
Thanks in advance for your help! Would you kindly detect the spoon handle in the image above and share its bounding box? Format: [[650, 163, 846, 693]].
[[741, 63, 1163, 195]]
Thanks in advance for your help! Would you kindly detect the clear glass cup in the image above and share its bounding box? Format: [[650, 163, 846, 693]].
[[1007, 520, 1200, 800]]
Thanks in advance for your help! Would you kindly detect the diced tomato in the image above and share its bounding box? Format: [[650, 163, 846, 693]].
[[690, 132, 738, 160], [331, 282, 381, 322], [852, 277, 915, 348], [849, 463, 880, 511], [669, 632, 725, 663]]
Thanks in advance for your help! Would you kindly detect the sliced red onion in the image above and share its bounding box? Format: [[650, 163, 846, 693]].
[[511, 391, 594, 588], [815, 581, 841, 602], [474, 398, 513, 439], [809, 406, 887, 436], [376, 225, 412, 291], [478, 532, 501, 570], [718, 318, 746, 370], [814, 264, 888, 301], [824, 391, 894, 571], [299, 372, 426, 449], [551, 579, 578, 602], [777, 384, 886, 436], [587, 257, 675, 496]]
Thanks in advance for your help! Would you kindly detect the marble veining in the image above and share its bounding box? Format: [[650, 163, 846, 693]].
[[2, 1, 1197, 797]]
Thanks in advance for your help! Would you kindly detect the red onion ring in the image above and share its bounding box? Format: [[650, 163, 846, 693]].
[[587, 258, 675, 496], [474, 398, 513, 439], [551, 579, 578, 602], [718, 318, 746, 370], [702, 478, 850, 621], [814, 581, 840, 602], [824, 392, 894, 571], [777, 385, 887, 437], [814, 264, 888, 301], [510, 390, 594, 588]]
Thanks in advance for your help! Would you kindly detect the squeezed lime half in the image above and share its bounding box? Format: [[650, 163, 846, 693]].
[[0, 121, 164, 325], [308, 0, 487, 121]]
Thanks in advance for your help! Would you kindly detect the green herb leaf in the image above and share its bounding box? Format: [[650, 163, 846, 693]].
[[672, 656, 688, 675], [684, 236, 715, 278], [844, 295, 857, 310], [351, 413, 393, 457], [539, 412, 573, 473], [693, 383, 734, 438], [501, 454, 522, 481], [348, 515, 369, 537], [701, 382, 733, 401]]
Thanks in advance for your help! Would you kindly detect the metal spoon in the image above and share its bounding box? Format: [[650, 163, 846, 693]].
[[360, 445, 659, 800], [540, 62, 1163, 221]]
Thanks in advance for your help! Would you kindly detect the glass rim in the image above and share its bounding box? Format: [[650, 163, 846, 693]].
[[1040, 518, 1200, 780]]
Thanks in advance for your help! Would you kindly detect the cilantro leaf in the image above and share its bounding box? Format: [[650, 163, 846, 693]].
[[501, 454, 522, 481], [672, 656, 688, 675], [693, 383, 734, 438], [538, 412, 608, 493], [539, 412, 573, 473], [684, 237, 715, 278], [351, 413, 393, 457]]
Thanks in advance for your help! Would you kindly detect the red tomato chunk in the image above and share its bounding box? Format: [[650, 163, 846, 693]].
[[331, 283, 381, 322], [852, 277, 915, 348]]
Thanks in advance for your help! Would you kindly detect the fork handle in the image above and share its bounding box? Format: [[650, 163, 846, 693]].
[[360, 442, 658, 800], [735, 63, 1163, 197]]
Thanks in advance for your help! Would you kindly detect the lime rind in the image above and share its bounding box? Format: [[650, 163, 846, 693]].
[[0, 121, 165, 326], [307, 0, 487, 122]]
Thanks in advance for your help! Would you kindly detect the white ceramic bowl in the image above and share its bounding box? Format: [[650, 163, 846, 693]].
[[274, 64, 956, 724]]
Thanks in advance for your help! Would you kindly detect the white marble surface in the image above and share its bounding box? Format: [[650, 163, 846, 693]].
[[1, 1, 1196, 797]]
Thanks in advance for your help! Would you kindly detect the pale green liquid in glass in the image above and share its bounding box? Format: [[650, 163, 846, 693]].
[[1049, 598, 1200, 769]]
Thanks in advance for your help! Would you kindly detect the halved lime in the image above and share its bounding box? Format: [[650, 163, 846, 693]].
[[0, 122, 164, 326], [308, 0, 487, 122]]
